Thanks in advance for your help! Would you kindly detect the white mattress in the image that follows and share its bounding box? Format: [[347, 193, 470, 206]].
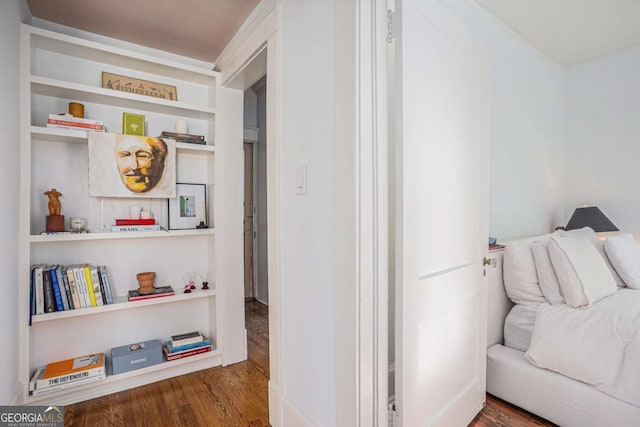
[[503, 304, 537, 352], [487, 344, 640, 427]]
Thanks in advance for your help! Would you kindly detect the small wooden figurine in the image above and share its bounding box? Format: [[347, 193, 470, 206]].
[[44, 188, 64, 232]]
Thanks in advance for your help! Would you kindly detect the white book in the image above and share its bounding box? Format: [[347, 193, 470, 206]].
[[66, 267, 81, 309], [90, 266, 104, 306], [29, 365, 106, 392], [30, 371, 106, 396], [34, 266, 45, 315], [73, 266, 89, 308]]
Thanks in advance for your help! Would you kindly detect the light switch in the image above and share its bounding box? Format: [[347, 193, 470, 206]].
[[296, 166, 307, 195]]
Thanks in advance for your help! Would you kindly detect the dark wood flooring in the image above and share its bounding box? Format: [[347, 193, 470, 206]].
[[66, 301, 553, 426]]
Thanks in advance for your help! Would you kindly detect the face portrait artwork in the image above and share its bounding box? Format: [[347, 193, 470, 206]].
[[115, 136, 167, 193], [89, 133, 176, 198]]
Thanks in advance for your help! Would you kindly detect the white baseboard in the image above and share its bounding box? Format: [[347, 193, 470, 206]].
[[9, 381, 24, 405], [269, 381, 318, 427]]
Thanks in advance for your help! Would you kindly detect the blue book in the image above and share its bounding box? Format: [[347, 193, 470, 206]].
[[49, 266, 65, 311], [55, 266, 70, 311], [164, 340, 212, 354]]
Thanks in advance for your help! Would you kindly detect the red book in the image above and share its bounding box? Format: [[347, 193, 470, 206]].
[[164, 346, 212, 361], [47, 119, 105, 130], [127, 286, 175, 301], [115, 218, 156, 226]]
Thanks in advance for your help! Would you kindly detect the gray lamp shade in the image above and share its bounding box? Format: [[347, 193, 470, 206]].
[[565, 206, 619, 232]]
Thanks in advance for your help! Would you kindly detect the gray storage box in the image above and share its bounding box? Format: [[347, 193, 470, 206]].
[[111, 339, 163, 375]]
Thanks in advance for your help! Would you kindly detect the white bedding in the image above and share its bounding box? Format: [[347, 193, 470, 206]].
[[503, 304, 537, 352], [525, 289, 640, 407]]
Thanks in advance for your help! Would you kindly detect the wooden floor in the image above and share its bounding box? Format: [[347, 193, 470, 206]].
[[66, 301, 553, 426]]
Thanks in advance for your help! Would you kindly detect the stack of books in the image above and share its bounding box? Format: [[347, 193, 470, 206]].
[[127, 286, 175, 301], [29, 353, 106, 396], [163, 332, 213, 361], [160, 131, 206, 145], [30, 264, 114, 317], [47, 113, 105, 132], [112, 218, 161, 232]]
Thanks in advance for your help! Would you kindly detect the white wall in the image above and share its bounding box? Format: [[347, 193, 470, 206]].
[[278, 1, 337, 423], [439, 0, 567, 241], [0, 0, 31, 404], [565, 46, 640, 235]]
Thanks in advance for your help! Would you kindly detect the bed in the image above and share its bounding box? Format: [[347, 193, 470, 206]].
[[486, 231, 640, 427]]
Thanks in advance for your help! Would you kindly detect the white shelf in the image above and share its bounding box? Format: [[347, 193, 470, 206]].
[[30, 126, 215, 153], [32, 76, 216, 120], [31, 289, 216, 323], [26, 350, 222, 405], [29, 25, 219, 85], [30, 228, 215, 242]]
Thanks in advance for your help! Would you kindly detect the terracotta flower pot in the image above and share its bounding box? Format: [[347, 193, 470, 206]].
[[136, 271, 156, 295]]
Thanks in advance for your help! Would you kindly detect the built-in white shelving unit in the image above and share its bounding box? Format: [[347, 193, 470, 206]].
[[18, 24, 233, 405]]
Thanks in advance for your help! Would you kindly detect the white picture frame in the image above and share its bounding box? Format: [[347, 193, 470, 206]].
[[168, 183, 207, 230]]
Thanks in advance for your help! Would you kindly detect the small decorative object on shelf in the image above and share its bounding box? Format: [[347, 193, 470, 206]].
[[68, 102, 85, 118], [202, 281, 209, 290], [175, 120, 188, 134], [136, 271, 156, 295], [102, 71, 177, 101], [70, 217, 87, 232], [111, 340, 163, 374], [196, 200, 208, 229], [44, 188, 64, 232]]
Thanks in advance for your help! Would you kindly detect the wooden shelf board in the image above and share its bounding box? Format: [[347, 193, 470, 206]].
[[31, 289, 217, 323]]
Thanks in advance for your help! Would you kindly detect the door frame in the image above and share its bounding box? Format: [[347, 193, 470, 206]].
[[215, 0, 389, 424], [243, 140, 258, 300]]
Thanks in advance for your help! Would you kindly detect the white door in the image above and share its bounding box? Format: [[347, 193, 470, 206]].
[[394, 0, 489, 426]]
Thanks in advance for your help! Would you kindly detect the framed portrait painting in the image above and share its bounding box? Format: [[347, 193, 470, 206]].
[[88, 132, 176, 198], [168, 183, 207, 230]]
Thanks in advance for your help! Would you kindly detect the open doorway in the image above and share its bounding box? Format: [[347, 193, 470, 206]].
[[243, 76, 268, 304]]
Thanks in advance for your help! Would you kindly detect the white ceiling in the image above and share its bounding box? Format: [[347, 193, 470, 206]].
[[475, 0, 640, 67], [26, 0, 261, 63]]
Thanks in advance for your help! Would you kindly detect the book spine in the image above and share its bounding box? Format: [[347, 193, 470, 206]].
[[54, 266, 69, 311], [30, 267, 36, 324], [111, 225, 161, 232], [90, 266, 104, 306], [59, 266, 74, 310], [99, 266, 113, 305], [160, 131, 204, 140], [166, 340, 212, 353], [73, 266, 88, 308], [128, 292, 174, 301], [35, 266, 44, 315], [171, 336, 204, 347], [42, 267, 55, 313], [48, 114, 104, 125], [165, 346, 211, 361], [30, 365, 106, 391], [49, 267, 65, 311], [47, 119, 104, 130], [114, 218, 156, 225], [30, 373, 106, 396], [84, 265, 97, 307], [66, 267, 81, 309]]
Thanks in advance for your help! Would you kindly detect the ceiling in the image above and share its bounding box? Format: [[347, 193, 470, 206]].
[[26, 0, 640, 68], [26, 0, 261, 64], [475, 0, 640, 67]]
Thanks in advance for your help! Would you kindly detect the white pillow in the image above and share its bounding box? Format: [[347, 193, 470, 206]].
[[605, 234, 640, 289], [530, 241, 564, 304], [548, 236, 617, 308], [559, 227, 625, 288], [503, 233, 558, 305]]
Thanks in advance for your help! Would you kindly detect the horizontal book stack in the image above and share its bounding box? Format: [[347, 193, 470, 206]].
[[112, 218, 161, 232], [30, 264, 114, 316], [47, 113, 105, 132], [163, 332, 212, 361], [160, 131, 206, 145], [128, 286, 175, 301], [29, 353, 106, 396]]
